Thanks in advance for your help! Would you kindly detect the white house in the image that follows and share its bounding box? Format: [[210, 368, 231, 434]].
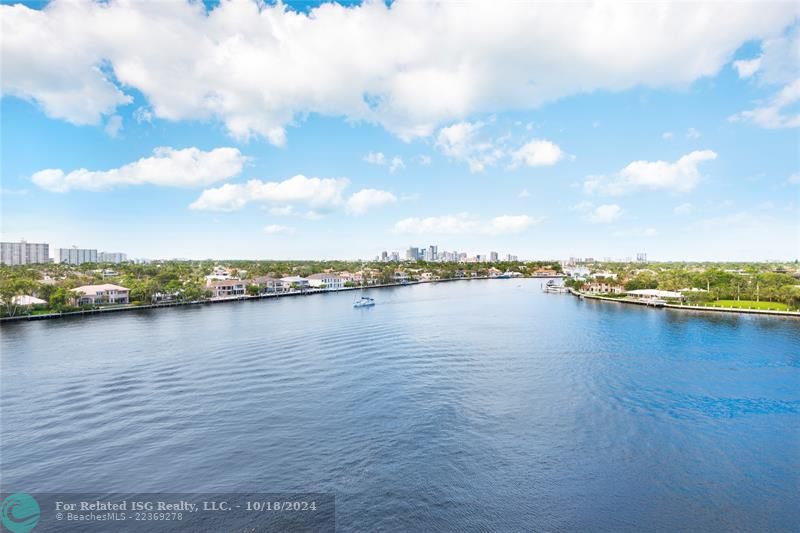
[[280, 276, 310, 290], [627, 289, 683, 300], [72, 284, 130, 305], [307, 273, 344, 290]]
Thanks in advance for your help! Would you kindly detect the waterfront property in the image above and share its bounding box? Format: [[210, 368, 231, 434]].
[[2, 279, 797, 531], [626, 289, 684, 301], [71, 283, 130, 305], [584, 281, 626, 294], [280, 276, 310, 289], [207, 279, 246, 298], [307, 272, 345, 290]]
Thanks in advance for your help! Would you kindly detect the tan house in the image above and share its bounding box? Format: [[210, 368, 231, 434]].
[[206, 279, 246, 298], [584, 281, 625, 295], [250, 275, 284, 293], [72, 284, 130, 305]]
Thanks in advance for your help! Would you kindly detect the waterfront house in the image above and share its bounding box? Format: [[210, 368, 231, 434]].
[[533, 267, 559, 276], [250, 275, 284, 293], [393, 271, 410, 283], [72, 284, 130, 305], [488, 267, 503, 277], [590, 271, 617, 280], [584, 281, 625, 295], [280, 276, 310, 290], [420, 272, 439, 282], [12, 295, 47, 306], [307, 273, 345, 290], [627, 289, 683, 301], [206, 279, 246, 298]]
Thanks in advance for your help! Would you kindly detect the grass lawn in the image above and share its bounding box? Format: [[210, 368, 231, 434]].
[[706, 300, 790, 311]]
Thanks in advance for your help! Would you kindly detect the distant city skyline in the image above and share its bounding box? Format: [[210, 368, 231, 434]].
[[1, 2, 798, 261]]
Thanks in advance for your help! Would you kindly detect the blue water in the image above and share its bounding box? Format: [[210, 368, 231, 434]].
[[2, 279, 799, 531]]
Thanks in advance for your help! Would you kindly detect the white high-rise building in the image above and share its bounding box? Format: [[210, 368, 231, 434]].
[[57, 247, 98, 265], [98, 252, 127, 264], [0, 240, 50, 265], [489, 251, 499, 262]]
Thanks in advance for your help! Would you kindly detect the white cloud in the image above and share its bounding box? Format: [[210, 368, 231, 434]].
[[572, 201, 623, 223], [389, 156, 405, 174], [510, 139, 564, 168], [730, 30, 800, 129], [416, 155, 432, 166], [133, 107, 153, 124], [673, 202, 694, 215], [190, 174, 349, 212], [3, 2, 793, 142], [733, 57, 762, 78], [393, 213, 542, 235], [587, 204, 623, 223], [730, 78, 800, 129], [662, 131, 674, 140], [686, 127, 701, 139], [789, 173, 800, 185], [345, 188, 397, 215], [104, 114, 123, 138], [518, 188, 530, 198], [363, 152, 387, 165], [263, 224, 294, 235], [435, 120, 564, 172], [435, 121, 504, 172], [584, 150, 717, 195], [31, 146, 246, 192]]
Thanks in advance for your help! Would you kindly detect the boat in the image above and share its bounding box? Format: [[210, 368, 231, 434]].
[[353, 263, 375, 308], [645, 298, 667, 307], [353, 296, 375, 308], [542, 279, 568, 294]]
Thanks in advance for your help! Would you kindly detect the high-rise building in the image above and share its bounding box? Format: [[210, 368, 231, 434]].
[[389, 251, 400, 262], [636, 252, 648, 263], [56, 247, 98, 265], [489, 251, 499, 262], [0, 240, 49, 265], [428, 245, 438, 262], [405, 247, 420, 261], [98, 252, 127, 264], [380, 251, 389, 262], [506, 254, 518, 262]]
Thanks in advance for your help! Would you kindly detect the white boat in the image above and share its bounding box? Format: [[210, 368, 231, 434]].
[[353, 296, 375, 308], [353, 263, 375, 308]]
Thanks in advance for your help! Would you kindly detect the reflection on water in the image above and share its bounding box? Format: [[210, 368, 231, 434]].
[[2, 279, 799, 531]]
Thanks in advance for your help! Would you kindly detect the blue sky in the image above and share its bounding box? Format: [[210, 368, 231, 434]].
[[1, 1, 798, 260]]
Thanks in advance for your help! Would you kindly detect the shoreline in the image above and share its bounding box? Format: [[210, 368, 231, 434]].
[[568, 288, 800, 318], [2, 276, 544, 323]]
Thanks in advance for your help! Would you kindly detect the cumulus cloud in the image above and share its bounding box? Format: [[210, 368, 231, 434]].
[[363, 152, 387, 165], [673, 202, 694, 215], [587, 204, 623, 223], [345, 189, 397, 215], [435, 120, 563, 172], [190, 174, 349, 212], [518, 188, 530, 198], [729, 29, 800, 129], [510, 139, 564, 168], [733, 57, 762, 78], [104, 114, 123, 138], [389, 156, 405, 174], [416, 155, 432, 166], [393, 213, 542, 235], [435, 121, 505, 172], [686, 127, 701, 139], [730, 78, 800, 129], [31, 146, 246, 192], [662, 131, 674, 140], [571, 201, 623, 223], [3, 1, 794, 142], [789, 173, 800, 185], [583, 150, 717, 195]]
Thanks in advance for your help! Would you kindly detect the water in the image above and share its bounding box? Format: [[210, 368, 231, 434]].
[[2, 279, 799, 531]]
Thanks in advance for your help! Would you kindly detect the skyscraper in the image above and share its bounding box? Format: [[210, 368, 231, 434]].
[[0, 240, 49, 265], [56, 247, 98, 265]]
